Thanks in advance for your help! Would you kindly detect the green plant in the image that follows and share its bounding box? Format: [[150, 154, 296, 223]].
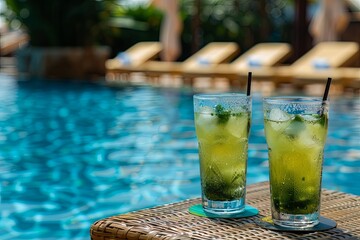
[[111, 0, 292, 59], [108, 4, 163, 57], [181, 0, 293, 54], [4, 0, 118, 47]]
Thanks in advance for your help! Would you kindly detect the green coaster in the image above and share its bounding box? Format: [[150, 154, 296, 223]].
[[256, 216, 337, 232], [188, 204, 259, 218]]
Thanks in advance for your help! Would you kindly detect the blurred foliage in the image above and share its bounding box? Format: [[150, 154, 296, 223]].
[[110, 0, 293, 59], [3, 0, 294, 56], [108, 4, 163, 57], [3, 0, 118, 47], [182, 0, 294, 56]]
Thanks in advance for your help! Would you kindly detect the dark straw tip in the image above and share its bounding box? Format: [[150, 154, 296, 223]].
[[322, 77, 332, 101], [247, 72, 252, 96]]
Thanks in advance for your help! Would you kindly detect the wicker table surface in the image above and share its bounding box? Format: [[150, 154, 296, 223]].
[[91, 182, 360, 240]]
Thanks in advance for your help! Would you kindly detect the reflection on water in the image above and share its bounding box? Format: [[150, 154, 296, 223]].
[[0, 75, 359, 239]]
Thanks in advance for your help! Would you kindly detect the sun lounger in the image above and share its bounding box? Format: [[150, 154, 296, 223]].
[[106, 42, 239, 82], [106, 42, 162, 79], [182, 42, 292, 86], [142, 42, 239, 79], [0, 31, 29, 56], [340, 68, 360, 90], [272, 41, 359, 87]]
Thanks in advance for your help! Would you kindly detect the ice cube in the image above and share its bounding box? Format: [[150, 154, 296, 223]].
[[302, 114, 320, 123], [284, 116, 306, 138], [195, 110, 221, 141], [267, 109, 293, 132], [269, 108, 293, 122], [225, 114, 248, 138], [196, 107, 216, 125], [196, 113, 217, 130], [297, 129, 316, 146], [200, 106, 215, 114]]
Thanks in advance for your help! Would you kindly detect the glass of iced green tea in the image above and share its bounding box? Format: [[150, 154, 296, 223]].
[[193, 93, 251, 215], [263, 97, 328, 228]]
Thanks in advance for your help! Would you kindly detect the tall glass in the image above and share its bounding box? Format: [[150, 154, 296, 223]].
[[193, 93, 251, 215], [263, 97, 328, 228]]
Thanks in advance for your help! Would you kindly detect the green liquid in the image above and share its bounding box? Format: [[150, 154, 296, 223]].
[[195, 111, 250, 201], [265, 113, 328, 214]]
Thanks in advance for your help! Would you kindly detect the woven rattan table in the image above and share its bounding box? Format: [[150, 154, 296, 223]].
[[90, 182, 360, 240]]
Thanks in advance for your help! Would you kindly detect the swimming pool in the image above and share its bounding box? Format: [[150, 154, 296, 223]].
[[0, 75, 359, 239]]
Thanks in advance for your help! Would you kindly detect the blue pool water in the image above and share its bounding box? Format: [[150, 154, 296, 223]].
[[0, 75, 359, 239]]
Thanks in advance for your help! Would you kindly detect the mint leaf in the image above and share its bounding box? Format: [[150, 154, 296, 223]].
[[293, 115, 304, 122], [215, 104, 231, 124]]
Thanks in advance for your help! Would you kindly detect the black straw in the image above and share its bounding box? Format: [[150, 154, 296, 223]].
[[246, 72, 252, 96], [322, 77, 332, 101]]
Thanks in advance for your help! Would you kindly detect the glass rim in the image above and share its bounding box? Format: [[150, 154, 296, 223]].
[[263, 96, 328, 104], [194, 93, 250, 100]]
